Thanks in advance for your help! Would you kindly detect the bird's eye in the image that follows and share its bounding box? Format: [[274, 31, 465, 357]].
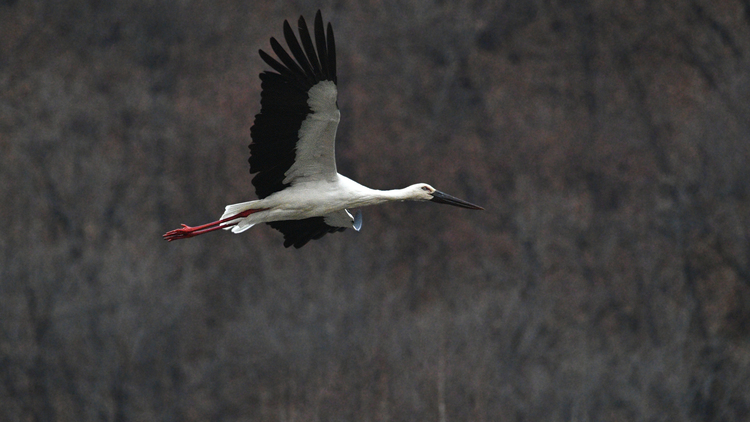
[[421, 186, 431, 192]]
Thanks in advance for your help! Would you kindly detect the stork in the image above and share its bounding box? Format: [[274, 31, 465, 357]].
[[163, 11, 483, 248]]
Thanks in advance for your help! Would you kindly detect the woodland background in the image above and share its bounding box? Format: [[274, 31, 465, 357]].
[[2, 0, 750, 421]]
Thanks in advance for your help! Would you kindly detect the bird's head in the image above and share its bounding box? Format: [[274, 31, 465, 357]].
[[407, 184, 484, 210]]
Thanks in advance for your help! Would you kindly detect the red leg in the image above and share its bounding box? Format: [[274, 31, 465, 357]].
[[163, 208, 266, 241]]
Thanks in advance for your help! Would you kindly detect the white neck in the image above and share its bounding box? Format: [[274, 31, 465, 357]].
[[338, 176, 418, 207], [369, 187, 415, 203]]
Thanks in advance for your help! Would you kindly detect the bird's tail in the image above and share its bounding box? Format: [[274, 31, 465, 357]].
[[221, 200, 260, 233], [221, 200, 257, 220]]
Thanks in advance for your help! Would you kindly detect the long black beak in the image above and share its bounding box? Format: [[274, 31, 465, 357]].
[[430, 190, 484, 210]]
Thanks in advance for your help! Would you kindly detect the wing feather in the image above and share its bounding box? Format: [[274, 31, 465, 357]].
[[268, 209, 356, 248], [249, 11, 339, 199], [283, 21, 316, 85], [298, 17, 323, 80], [314, 11, 330, 80], [269, 37, 311, 87], [326, 23, 337, 84]]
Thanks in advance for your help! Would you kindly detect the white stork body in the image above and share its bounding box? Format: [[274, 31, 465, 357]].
[[164, 11, 482, 248], [220, 176, 443, 231]]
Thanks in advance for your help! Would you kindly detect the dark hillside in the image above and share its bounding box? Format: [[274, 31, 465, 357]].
[[2, 0, 749, 420]]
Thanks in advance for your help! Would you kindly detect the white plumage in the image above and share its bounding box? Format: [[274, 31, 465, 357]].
[[164, 11, 482, 248]]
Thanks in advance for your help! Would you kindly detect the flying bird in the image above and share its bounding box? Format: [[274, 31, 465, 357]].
[[163, 11, 483, 248]]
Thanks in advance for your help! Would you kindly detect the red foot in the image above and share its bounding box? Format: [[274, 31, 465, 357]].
[[163, 223, 228, 241], [162, 208, 266, 241]]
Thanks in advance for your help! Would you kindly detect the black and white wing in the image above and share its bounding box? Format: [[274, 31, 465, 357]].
[[249, 10, 339, 199], [252, 11, 352, 248], [268, 209, 362, 249]]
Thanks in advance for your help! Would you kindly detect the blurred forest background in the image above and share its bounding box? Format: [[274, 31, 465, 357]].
[[2, 0, 750, 420]]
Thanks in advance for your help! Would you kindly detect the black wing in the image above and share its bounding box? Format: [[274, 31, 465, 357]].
[[250, 10, 338, 199], [268, 218, 346, 249], [268, 209, 360, 248]]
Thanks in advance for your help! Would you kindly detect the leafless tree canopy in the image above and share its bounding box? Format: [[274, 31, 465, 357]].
[[2, 0, 749, 420]]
